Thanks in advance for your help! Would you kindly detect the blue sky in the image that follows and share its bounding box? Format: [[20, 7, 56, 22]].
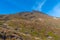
[[0, 0, 60, 17]]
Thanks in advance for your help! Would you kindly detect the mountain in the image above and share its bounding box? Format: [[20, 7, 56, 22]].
[[0, 11, 60, 40]]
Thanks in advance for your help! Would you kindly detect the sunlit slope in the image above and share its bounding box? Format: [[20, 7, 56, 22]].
[[0, 11, 60, 40]]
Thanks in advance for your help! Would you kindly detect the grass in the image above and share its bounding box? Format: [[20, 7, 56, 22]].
[[48, 31, 60, 40], [3, 17, 60, 40]]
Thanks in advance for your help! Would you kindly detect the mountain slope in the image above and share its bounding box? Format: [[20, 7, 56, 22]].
[[0, 11, 60, 40]]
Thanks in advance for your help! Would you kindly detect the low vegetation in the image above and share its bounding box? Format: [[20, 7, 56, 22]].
[[0, 11, 60, 40]]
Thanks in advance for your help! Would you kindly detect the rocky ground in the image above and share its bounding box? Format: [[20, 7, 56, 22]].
[[0, 11, 60, 40]]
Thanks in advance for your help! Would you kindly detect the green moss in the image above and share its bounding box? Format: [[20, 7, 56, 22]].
[[48, 31, 60, 40], [0, 22, 4, 25]]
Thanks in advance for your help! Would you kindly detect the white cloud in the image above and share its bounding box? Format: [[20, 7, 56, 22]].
[[32, 0, 46, 11], [47, 3, 60, 17]]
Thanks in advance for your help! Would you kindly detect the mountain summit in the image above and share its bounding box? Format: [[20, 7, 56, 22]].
[[0, 11, 60, 40]]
